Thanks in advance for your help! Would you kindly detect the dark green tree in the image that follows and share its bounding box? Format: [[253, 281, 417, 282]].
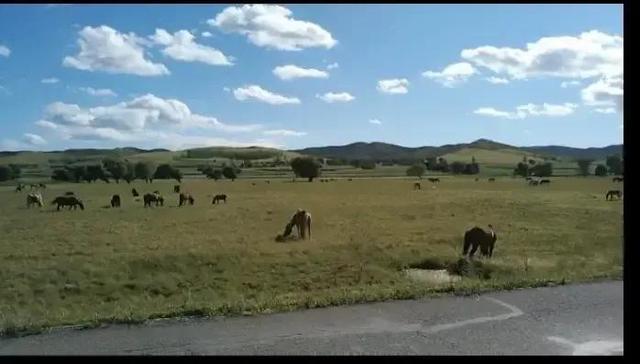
[[406, 164, 426, 179], [290, 157, 321, 182], [595, 164, 608, 176]]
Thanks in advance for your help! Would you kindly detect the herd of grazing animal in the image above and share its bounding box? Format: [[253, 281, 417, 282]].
[[12, 169, 622, 257]]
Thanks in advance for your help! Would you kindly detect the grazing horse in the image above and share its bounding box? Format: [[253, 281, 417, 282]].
[[428, 177, 440, 183], [613, 177, 623, 182], [111, 194, 121, 208], [488, 178, 496, 182], [212, 194, 227, 204], [26, 193, 44, 208], [348, 178, 353, 181], [131, 188, 140, 197], [143, 192, 164, 207], [179, 193, 195, 206], [606, 190, 622, 201], [539, 179, 551, 185], [38, 183, 46, 189], [279, 209, 312, 240], [15, 184, 24, 192], [52, 196, 84, 211], [414, 182, 421, 190], [463, 225, 497, 258], [174, 185, 181, 193]]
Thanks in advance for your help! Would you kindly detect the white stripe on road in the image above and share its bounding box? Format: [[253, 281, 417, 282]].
[[418, 297, 524, 336]]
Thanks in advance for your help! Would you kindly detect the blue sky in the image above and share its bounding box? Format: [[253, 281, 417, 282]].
[[0, 4, 623, 151]]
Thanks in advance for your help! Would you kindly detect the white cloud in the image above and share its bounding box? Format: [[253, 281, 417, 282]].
[[22, 133, 46, 145], [63, 25, 169, 76], [422, 62, 477, 87], [35, 94, 262, 146], [326, 62, 339, 70], [41, 77, 60, 84], [316, 92, 355, 103], [461, 30, 622, 80], [201, 31, 213, 38], [79, 87, 117, 97], [273, 65, 328, 80], [377, 78, 409, 94], [474, 102, 578, 119], [223, 87, 230, 92], [150, 29, 233, 66], [561, 80, 582, 88], [233, 85, 300, 105], [208, 4, 337, 51], [369, 119, 382, 125], [595, 107, 616, 114], [485, 76, 509, 85], [263, 129, 307, 137], [581, 75, 623, 112], [0, 45, 9, 57]]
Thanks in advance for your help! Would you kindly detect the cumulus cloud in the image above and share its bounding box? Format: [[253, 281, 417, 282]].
[[63, 25, 169, 76], [41, 77, 59, 84], [208, 4, 337, 51], [461, 30, 622, 80], [79, 87, 117, 97], [485, 76, 509, 85], [263, 129, 307, 136], [150, 29, 233, 66], [376, 79, 409, 94], [201, 31, 213, 38], [0, 45, 9, 57], [369, 119, 382, 125], [316, 92, 355, 103], [273, 65, 328, 80], [422, 62, 477, 87], [581, 75, 623, 112], [22, 133, 46, 145], [233, 85, 300, 105], [326, 62, 339, 70], [474, 102, 578, 119], [561, 80, 582, 88], [34, 94, 262, 146], [595, 107, 616, 114]]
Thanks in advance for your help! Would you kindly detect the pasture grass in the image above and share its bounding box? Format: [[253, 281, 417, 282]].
[[0, 176, 623, 336]]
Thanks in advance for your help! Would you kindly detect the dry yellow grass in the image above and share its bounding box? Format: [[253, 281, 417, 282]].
[[0, 176, 623, 336]]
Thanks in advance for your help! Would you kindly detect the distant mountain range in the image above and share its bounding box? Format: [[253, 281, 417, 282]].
[[294, 139, 623, 161], [0, 139, 622, 162]]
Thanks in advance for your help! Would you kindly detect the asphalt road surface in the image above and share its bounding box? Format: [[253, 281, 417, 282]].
[[0, 280, 623, 355]]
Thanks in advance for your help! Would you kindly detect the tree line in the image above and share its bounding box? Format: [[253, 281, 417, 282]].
[[50, 159, 182, 183]]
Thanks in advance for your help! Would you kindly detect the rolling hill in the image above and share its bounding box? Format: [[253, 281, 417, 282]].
[[295, 139, 622, 162]]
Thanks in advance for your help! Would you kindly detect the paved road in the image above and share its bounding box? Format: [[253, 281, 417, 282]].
[[0, 281, 623, 355]]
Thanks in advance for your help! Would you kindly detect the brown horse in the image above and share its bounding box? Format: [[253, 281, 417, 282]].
[[212, 194, 227, 204], [178, 193, 195, 206], [606, 190, 622, 201], [26, 193, 44, 208]]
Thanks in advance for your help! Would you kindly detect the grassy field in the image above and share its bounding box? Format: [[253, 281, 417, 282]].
[[0, 176, 623, 336]]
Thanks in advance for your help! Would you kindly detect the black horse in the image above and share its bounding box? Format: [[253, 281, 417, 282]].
[[539, 179, 551, 185], [132, 188, 140, 197], [428, 177, 440, 183], [463, 225, 497, 258], [143, 193, 164, 207], [111, 194, 121, 208], [52, 196, 85, 211], [612, 177, 623, 182], [174, 185, 181, 193], [488, 178, 496, 182]]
